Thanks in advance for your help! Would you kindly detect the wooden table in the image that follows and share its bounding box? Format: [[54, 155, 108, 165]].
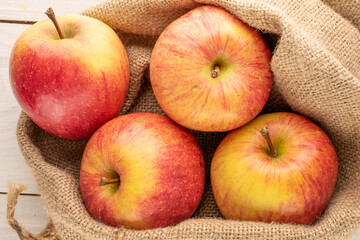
[[0, 1, 99, 238], [0, 1, 359, 239]]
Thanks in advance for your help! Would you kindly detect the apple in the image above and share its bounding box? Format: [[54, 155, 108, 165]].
[[210, 112, 338, 224], [9, 8, 129, 140], [150, 5, 273, 132], [79, 112, 205, 229]]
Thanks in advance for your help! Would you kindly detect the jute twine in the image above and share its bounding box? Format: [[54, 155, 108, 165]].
[[7, 0, 360, 239], [7, 183, 58, 240]]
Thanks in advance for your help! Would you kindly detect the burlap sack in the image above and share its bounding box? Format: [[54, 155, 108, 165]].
[[8, 0, 360, 239]]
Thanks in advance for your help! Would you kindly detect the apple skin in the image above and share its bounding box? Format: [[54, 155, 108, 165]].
[[150, 5, 273, 132], [79, 112, 205, 229], [10, 14, 129, 140], [211, 112, 338, 224]]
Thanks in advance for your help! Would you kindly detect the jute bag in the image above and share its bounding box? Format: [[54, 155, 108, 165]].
[[7, 0, 360, 239]]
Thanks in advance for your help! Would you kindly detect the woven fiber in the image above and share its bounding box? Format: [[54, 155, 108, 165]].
[[12, 0, 360, 239]]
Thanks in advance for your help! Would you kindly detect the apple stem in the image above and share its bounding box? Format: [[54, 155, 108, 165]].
[[260, 126, 277, 157], [211, 65, 220, 78], [45, 8, 64, 39], [99, 177, 120, 186]]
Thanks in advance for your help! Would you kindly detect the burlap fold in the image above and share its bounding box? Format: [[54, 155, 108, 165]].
[[12, 0, 360, 239]]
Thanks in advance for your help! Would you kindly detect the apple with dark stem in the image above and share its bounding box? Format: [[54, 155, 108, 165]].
[[10, 8, 129, 140], [79, 112, 205, 229], [150, 5, 273, 132], [211, 112, 338, 224]]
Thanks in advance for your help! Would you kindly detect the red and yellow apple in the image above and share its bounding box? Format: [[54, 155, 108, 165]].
[[79, 112, 205, 229], [150, 5, 273, 132], [9, 9, 129, 140], [211, 112, 338, 224]]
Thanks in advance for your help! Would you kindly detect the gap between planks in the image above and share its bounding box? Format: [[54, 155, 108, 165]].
[[0, 19, 36, 24], [0, 192, 40, 196]]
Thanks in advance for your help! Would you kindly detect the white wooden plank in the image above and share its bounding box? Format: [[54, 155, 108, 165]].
[[351, 231, 360, 240], [0, 193, 50, 239], [0, 0, 102, 22], [0, 23, 41, 194]]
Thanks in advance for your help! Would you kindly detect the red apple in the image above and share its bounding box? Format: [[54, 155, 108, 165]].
[[150, 5, 273, 132], [79, 112, 205, 229], [9, 8, 129, 140], [211, 112, 338, 224]]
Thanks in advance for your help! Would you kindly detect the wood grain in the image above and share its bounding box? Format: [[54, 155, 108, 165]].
[[0, 0, 102, 22]]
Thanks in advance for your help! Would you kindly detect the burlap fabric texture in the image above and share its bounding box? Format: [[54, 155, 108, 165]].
[[10, 0, 360, 239]]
